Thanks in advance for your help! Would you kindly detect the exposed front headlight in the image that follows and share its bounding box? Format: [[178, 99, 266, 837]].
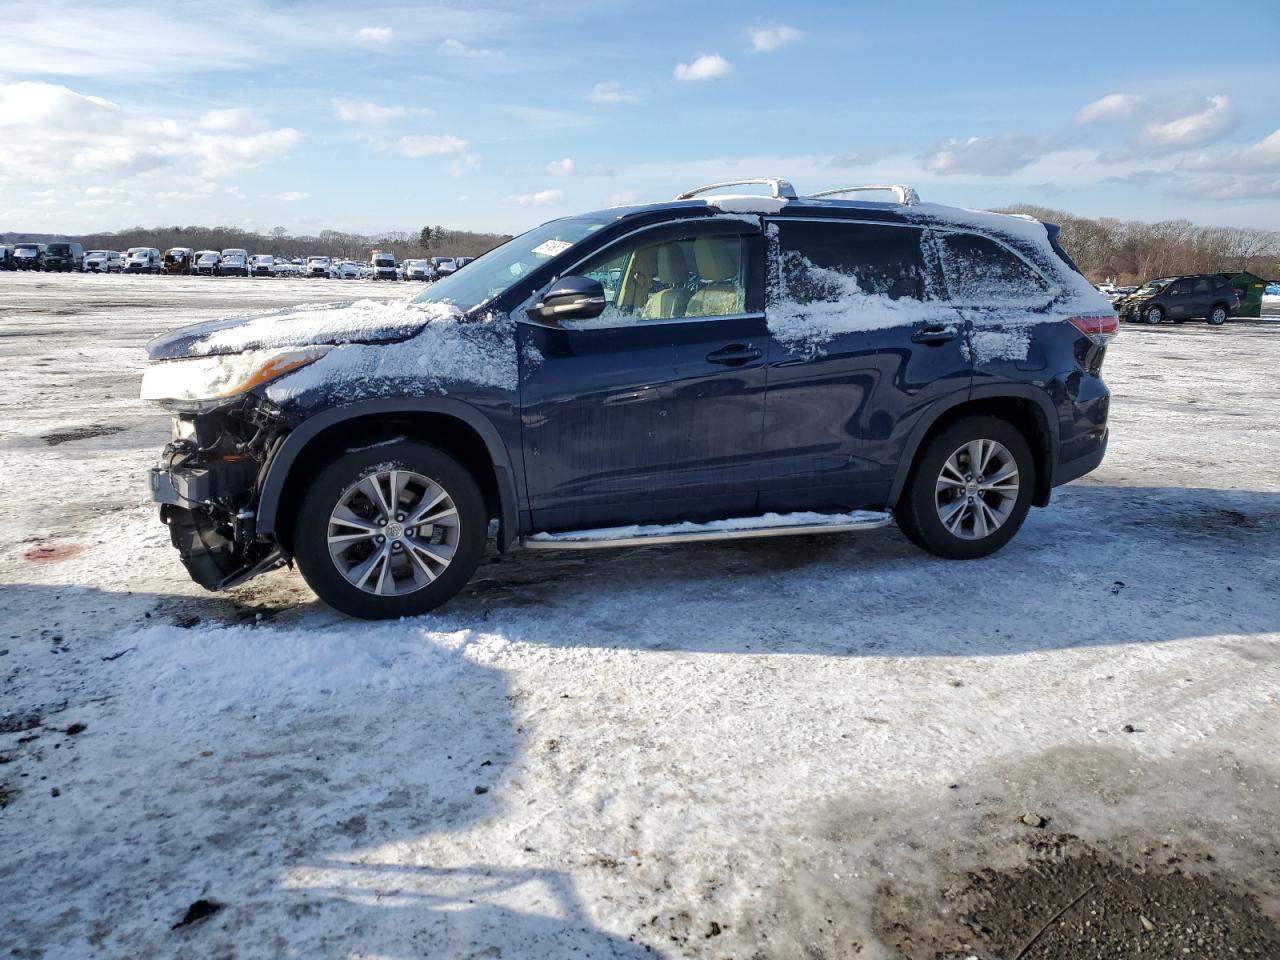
[[140, 346, 331, 404]]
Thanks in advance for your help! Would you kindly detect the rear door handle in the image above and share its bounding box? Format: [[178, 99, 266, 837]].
[[705, 344, 763, 366], [910, 325, 960, 345]]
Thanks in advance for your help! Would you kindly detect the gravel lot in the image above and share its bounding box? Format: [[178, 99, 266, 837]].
[[2, 272, 1279, 959]]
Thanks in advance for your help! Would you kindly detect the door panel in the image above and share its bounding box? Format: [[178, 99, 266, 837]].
[[758, 219, 970, 512], [519, 223, 767, 532]]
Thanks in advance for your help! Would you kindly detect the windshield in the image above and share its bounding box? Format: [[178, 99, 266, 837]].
[[414, 216, 609, 312], [46, 244, 71, 255], [15, 245, 38, 253]]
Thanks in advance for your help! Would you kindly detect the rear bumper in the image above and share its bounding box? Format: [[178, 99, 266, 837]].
[[1053, 429, 1107, 487]]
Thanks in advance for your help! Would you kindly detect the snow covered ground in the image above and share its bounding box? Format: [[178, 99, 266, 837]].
[[2, 272, 1279, 958]]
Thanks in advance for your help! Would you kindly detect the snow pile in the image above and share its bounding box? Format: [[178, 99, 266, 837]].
[[190, 297, 455, 355], [266, 308, 519, 400], [528, 509, 889, 542], [766, 249, 937, 356]]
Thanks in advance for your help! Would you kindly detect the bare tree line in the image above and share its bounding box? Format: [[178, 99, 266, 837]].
[[69, 224, 513, 262], [38, 208, 1280, 283], [1001, 205, 1280, 284]]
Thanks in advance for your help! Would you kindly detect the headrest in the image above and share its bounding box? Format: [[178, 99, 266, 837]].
[[655, 244, 688, 285], [694, 237, 737, 283]]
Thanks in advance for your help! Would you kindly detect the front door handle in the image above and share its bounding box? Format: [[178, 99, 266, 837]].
[[910, 325, 960, 345], [706, 343, 763, 366]]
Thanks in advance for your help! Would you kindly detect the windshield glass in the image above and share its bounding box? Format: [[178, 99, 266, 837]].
[[46, 244, 71, 255], [1137, 278, 1173, 295], [15, 245, 38, 253], [415, 216, 609, 312]]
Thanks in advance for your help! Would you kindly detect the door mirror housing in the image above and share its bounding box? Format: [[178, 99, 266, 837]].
[[527, 276, 607, 324]]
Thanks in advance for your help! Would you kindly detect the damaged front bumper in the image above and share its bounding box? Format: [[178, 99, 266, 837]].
[[148, 400, 290, 590]]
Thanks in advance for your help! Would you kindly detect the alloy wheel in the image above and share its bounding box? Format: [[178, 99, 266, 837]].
[[934, 439, 1020, 541], [326, 468, 460, 596]]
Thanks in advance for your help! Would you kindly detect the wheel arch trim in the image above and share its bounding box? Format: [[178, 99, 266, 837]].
[[887, 384, 1060, 508], [256, 397, 520, 551]]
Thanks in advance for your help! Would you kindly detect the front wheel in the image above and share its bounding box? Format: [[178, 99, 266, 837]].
[[1207, 305, 1228, 326], [894, 416, 1035, 560], [293, 441, 487, 619], [1144, 306, 1164, 325]]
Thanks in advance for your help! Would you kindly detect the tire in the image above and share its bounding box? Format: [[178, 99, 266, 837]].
[[293, 441, 487, 619], [1207, 304, 1228, 326], [1144, 306, 1163, 325], [894, 416, 1035, 560]]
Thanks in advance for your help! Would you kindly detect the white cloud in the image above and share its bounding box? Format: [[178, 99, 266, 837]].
[[199, 107, 256, 132], [388, 134, 469, 158], [504, 106, 594, 130], [449, 153, 481, 177], [1141, 95, 1234, 148], [276, 192, 309, 201], [747, 24, 801, 53], [1076, 93, 1145, 124], [607, 189, 641, 206], [0, 81, 299, 182], [588, 81, 639, 104], [439, 38, 502, 59], [513, 189, 563, 206], [922, 134, 1051, 176], [330, 98, 430, 123], [353, 26, 392, 48], [547, 157, 575, 176], [1180, 128, 1280, 173], [674, 54, 732, 82]]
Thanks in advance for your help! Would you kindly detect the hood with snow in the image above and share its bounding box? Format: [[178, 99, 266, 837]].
[[146, 298, 455, 361]]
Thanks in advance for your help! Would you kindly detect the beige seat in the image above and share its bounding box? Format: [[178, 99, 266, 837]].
[[640, 244, 690, 320], [686, 237, 744, 317]]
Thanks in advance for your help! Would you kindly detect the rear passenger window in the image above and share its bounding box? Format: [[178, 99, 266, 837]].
[[937, 233, 1051, 305], [1192, 277, 1214, 293], [773, 220, 924, 304]]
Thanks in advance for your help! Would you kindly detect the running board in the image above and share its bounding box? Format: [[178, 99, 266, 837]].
[[521, 510, 892, 550]]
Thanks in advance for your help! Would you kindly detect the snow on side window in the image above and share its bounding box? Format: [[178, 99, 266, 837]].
[[937, 232, 1052, 307], [766, 220, 935, 355]]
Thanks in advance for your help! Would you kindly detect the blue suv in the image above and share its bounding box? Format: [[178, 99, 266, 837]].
[[142, 179, 1116, 619]]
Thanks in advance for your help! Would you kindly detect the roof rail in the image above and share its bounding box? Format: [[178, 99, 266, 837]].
[[808, 184, 920, 206], [674, 178, 798, 201]]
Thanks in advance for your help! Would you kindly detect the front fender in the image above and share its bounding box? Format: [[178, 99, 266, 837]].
[[255, 396, 522, 550]]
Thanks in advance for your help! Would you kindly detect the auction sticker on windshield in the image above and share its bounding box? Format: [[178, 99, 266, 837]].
[[531, 239, 573, 258]]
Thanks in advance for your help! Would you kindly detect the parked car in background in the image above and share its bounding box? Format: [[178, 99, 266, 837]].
[[193, 250, 221, 276], [250, 254, 275, 277], [164, 248, 194, 274], [140, 178, 1116, 619], [1114, 274, 1240, 325], [333, 259, 361, 280], [455, 256, 474, 269], [371, 250, 397, 280], [429, 256, 456, 277], [219, 249, 249, 277], [84, 250, 123, 273], [0, 245, 13, 271], [305, 256, 331, 278], [403, 258, 434, 281], [124, 247, 161, 274], [271, 259, 299, 277], [13, 243, 45, 271], [43, 241, 84, 272]]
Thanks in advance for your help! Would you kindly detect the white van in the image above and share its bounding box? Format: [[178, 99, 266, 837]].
[[403, 258, 434, 281], [249, 254, 275, 277], [219, 249, 249, 277], [371, 250, 398, 281], [305, 256, 331, 278], [124, 247, 161, 274], [84, 250, 123, 273], [193, 250, 221, 276]]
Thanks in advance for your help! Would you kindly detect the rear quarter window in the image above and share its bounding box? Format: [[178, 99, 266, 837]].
[[773, 220, 925, 304], [937, 232, 1052, 306]]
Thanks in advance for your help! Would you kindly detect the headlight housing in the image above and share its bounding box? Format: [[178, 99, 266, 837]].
[[140, 346, 331, 405]]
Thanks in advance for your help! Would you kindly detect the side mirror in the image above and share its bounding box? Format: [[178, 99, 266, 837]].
[[527, 276, 606, 324]]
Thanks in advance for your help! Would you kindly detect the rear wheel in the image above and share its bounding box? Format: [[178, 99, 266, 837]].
[[293, 441, 487, 619], [1207, 304, 1228, 326], [895, 416, 1035, 560]]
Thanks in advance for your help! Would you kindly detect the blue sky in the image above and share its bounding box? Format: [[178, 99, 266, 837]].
[[2, 0, 1278, 236]]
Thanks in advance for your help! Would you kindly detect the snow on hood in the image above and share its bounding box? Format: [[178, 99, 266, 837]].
[[146, 297, 455, 360], [265, 307, 519, 401]]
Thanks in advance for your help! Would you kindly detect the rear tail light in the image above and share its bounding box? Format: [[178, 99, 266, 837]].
[[1068, 314, 1118, 345]]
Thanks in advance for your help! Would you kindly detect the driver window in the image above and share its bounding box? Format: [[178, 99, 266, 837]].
[[575, 234, 747, 325]]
